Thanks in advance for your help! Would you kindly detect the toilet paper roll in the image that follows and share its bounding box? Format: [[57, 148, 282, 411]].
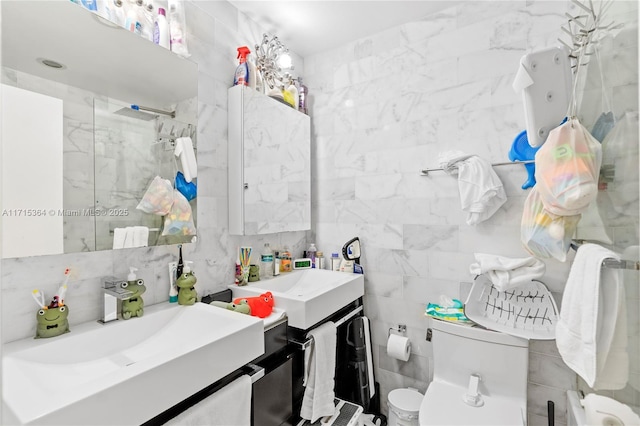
[[387, 334, 411, 362]]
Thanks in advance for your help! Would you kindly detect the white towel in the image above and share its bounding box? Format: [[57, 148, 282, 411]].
[[175, 136, 198, 183], [469, 253, 546, 292], [113, 228, 127, 249], [132, 226, 149, 248], [122, 227, 135, 248], [165, 375, 251, 426], [301, 321, 337, 423], [438, 151, 507, 225], [556, 243, 628, 389]]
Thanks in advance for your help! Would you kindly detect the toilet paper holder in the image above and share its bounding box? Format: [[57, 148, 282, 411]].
[[388, 324, 407, 336]]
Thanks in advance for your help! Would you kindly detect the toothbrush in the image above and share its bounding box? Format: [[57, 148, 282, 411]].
[[57, 268, 70, 303], [31, 289, 46, 309], [240, 247, 252, 267]]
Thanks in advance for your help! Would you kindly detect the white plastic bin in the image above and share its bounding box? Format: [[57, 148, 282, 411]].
[[388, 388, 423, 426]]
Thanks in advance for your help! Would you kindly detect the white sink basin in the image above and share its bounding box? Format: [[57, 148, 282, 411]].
[[2, 303, 264, 425], [230, 269, 364, 329]]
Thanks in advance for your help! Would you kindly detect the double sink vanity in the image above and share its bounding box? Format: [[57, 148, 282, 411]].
[[2, 270, 364, 425]]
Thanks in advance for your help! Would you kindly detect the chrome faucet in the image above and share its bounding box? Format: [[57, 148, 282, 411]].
[[98, 277, 133, 324]]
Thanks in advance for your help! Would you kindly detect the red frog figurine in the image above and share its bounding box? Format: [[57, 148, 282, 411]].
[[233, 291, 274, 318]]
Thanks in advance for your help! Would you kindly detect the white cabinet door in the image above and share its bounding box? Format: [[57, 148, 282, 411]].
[[228, 85, 311, 235]]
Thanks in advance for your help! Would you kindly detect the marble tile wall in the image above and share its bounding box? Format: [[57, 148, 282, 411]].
[[0, 2, 309, 344], [304, 1, 638, 425]]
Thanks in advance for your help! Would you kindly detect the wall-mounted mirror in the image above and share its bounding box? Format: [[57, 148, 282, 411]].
[[1, 1, 198, 258]]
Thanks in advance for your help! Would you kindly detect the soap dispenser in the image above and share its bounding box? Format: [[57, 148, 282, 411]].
[[177, 261, 197, 305], [121, 267, 146, 319]]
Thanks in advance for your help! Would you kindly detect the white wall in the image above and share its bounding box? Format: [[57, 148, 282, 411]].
[[304, 1, 638, 425]]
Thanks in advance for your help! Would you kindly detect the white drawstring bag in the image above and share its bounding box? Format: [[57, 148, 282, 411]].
[[534, 118, 602, 216]]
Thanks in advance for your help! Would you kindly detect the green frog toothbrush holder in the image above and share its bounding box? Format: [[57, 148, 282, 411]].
[[177, 261, 197, 305], [32, 287, 70, 339], [121, 267, 147, 319]]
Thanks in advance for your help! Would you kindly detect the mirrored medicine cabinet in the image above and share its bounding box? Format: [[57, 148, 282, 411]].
[[228, 85, 311, 235], [1, 1, 198, 258]]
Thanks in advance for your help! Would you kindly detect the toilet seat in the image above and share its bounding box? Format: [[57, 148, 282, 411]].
[[418, 381, 526, 426]]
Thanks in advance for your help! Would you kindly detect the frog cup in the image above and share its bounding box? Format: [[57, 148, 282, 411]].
[[33, 292, 70, 339]]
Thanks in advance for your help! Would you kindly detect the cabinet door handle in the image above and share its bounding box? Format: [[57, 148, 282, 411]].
[[243, 183, 249, 189]]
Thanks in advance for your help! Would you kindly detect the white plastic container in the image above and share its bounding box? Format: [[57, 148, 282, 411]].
[[168, 0, 189, 57], [124, 3, 141, 34], [388, 388, 423, 426], [331, 253, 341, 271], [154, 7, 170, 49], [139, 0, 154, 42]]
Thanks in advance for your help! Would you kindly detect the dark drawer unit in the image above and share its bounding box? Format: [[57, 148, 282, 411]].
[[252, 355, 293, 426], [250, 318, 294, 426], [253, 318, 288, 364]]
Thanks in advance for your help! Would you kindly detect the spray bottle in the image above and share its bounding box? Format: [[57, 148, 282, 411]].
[[234, 46, 251, 87]]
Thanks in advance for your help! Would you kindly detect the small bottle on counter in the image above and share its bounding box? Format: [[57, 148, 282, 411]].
[[280, 246, 292, 272], [331, 252, 341, 272], [260, 243, 274, 279], [317, 251, 325, 270], [273, 251, 281, 276], [308, 243, 317, 268], [297, 77, 308, 114]]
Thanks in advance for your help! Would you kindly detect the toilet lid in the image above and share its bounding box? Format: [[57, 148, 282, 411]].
[[419, 382, 525, 426], [389, 388, 424, 412]]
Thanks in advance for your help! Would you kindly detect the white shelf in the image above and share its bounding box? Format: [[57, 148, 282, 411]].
[[2, 0, 197, 108]]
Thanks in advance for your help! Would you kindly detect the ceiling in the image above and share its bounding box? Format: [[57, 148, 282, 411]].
[[228, 1, 460, 58]]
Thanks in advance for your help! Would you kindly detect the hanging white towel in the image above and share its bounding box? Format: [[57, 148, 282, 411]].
[[122, 227, 135, 248], [301, 321, 337, 423], [132, 226, 149, 248], [556, 243, 628, 390], [438, 151, 507, 225], [175, 136, 197, 183], [165, 375, 251, 426], [469, 253, 546, 292], [113, 228, 127, 249]]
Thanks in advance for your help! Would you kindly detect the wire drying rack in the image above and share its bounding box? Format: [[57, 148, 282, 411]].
[[464, 275, 558, 340]]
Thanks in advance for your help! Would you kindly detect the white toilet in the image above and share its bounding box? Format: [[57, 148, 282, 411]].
[[418, 319, 529, 425]]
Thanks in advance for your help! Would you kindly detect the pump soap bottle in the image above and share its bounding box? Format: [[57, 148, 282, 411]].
[[121, 267, 146, 319]]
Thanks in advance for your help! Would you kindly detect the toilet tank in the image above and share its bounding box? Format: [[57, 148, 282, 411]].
[[430, 319, 529, 401]]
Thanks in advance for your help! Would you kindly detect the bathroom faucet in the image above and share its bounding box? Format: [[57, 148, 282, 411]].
[[98, 278, 134, 324]]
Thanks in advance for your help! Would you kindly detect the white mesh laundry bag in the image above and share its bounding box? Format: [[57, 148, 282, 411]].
[[534, 118, 602, 216]]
